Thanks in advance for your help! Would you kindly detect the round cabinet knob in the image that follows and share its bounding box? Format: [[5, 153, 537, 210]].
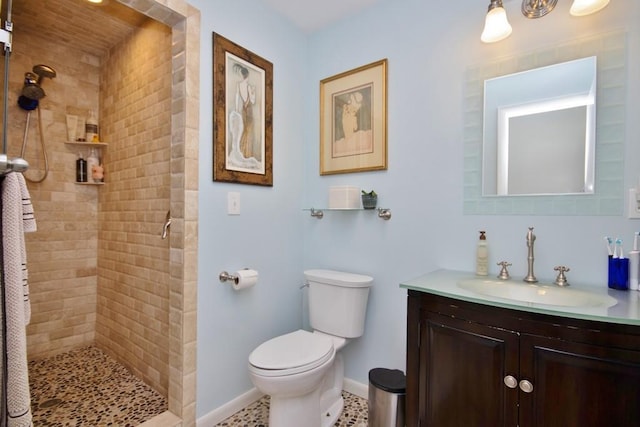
[[519, 379, 534, 393], [503, 375, 518, 389]]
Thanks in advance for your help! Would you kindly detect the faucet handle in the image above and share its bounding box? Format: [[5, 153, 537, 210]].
[[497, 261, 512, 280], [553, 266, 571, 287]]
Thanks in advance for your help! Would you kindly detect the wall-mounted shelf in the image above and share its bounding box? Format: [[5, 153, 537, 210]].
[[65, 141, 107, 185], [65, 141, 108, 147], [304, 208, 392, 220]]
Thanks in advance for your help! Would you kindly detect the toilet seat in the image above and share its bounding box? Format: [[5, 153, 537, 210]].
[[249, 330, 334, 377]]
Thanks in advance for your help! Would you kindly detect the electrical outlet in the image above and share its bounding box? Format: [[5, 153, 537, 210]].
[[628, 188, 640, 219], [228, 192, 240, 215]]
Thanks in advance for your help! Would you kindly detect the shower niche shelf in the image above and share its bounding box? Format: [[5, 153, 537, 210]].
[[65, 141, 108, 147], [65, 141, 107, 185], [75, 181, 104, 186]]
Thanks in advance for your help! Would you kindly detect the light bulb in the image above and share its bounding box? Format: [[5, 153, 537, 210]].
[[481, 6, 513, 43], [570, 0, 610, 16]]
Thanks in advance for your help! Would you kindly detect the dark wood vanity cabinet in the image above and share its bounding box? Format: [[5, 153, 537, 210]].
[[406, 290, 640, 427]]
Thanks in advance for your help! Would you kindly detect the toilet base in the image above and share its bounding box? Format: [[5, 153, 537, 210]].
[[269, 388, 322, 427], [268, 385, 344, 427], [320, 393, 344, 427], [319, 352, 344, 427]]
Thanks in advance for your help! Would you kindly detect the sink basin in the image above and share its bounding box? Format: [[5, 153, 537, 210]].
[[457, 279, 617, 308]]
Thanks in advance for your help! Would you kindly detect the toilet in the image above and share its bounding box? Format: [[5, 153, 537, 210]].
[[248, 269, 373, 427]]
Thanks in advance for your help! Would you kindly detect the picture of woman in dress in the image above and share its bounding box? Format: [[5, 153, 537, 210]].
[[226, 58, 263, 173]]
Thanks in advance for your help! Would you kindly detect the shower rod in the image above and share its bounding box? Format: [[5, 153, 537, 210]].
[[0, 0, 29, 175]]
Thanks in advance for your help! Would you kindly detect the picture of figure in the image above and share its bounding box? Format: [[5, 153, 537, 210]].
[[235, 64, 256, 158], [332, 85, 373, 158], [226, 56, 265, 173], [213, 32, 273, 186], [341, 92, 362, 140], [319, 59, 387, 175]]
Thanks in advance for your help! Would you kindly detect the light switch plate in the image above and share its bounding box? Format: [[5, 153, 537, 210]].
[[228, 192, 240, 215]]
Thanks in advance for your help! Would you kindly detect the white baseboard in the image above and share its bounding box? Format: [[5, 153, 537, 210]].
[[196, 388, 264, 427], [343, 377, 368, 399], [196, 378, 369, 426]]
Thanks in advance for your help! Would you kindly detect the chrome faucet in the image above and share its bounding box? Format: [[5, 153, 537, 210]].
[[524, 227, 538, 283]]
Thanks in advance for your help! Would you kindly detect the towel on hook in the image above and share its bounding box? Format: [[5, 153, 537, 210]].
[[2, 171, 37, 427]]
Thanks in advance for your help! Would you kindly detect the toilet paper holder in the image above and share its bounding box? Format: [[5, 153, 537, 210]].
[[219, 271, 239, 284]]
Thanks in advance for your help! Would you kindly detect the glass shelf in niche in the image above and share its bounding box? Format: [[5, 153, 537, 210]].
[[65, 141, 108, 147], [75, 181, 105, 186], [66, 141, 107, 185], [303, 208, 392, 220]]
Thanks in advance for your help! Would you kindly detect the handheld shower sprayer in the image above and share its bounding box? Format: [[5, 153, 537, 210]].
[[17, 64, 57, 182]]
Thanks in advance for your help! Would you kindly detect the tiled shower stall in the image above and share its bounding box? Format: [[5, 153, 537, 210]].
[[3, 0, 200, 424]]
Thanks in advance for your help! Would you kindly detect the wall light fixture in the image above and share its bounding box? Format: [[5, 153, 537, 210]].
[[481, 0, 610, 43]]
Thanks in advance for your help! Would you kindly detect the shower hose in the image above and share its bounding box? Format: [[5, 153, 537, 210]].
[[20, 106, 49, 183]]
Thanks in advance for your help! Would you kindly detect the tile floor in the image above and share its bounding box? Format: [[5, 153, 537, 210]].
[[216, 391, 369, 426], [28, 345, 369, 426], [28, 346, 167, 426]]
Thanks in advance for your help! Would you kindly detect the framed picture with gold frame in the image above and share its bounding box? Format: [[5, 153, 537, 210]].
[[319, 59, 387, 175], [213, 32, 273, 186]]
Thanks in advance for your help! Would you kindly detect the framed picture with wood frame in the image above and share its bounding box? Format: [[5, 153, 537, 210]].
[[213, 33, 273, 186], [319, 59, 387, 175]]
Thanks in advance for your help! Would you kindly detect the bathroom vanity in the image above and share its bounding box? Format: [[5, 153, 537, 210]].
[[401, 270, 640, 427]]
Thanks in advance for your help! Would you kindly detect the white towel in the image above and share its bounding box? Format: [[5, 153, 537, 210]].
[[2, 171, 36, 427]]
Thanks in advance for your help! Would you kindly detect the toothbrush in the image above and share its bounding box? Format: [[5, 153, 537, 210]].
[[604, 236, 613, 256], [615, 238, 624, 259]]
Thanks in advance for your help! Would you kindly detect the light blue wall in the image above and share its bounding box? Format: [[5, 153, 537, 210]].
[[192, 0, 308, 414], [304, 0, 640, 388], [194, 0, 640, 418]]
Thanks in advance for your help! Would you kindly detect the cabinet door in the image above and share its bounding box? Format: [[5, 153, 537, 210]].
[[418, 312, 519, 427], [519, 333, 640, 427]]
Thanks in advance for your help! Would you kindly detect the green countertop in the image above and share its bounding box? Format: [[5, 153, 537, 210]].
[[400, 269, 640, 326]]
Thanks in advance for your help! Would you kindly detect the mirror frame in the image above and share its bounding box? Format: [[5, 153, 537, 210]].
[[463, 32, 627, 215]]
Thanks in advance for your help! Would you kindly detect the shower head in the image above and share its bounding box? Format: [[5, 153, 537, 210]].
[[32, 64, 57, 82], [21, 72, 45, 100], [20, 64, 57, 101]]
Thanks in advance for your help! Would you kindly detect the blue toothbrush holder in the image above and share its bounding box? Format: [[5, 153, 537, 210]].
[[608, 256, 629, 290]]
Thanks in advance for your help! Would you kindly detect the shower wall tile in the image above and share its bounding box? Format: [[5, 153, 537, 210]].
[[11, 5, 173, 402], [10, 29, 101, 360], [96, 18, 172, 398], [11, 1, 196, 422]]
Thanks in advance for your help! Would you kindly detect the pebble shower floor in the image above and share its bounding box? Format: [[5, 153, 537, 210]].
[[28, 346, 167, 426]]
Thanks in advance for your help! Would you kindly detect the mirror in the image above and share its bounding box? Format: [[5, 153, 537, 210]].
[[463, 31, 626, 216], [483, 57, 597, 196]]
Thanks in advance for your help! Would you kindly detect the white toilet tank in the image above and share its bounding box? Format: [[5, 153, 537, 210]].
[[304, 269, 373, 339]]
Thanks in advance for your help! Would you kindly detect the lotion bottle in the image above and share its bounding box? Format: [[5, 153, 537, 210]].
[[87, 148, 100, 183], [476, 231, 489, 276], [85, 110, 99, 142]]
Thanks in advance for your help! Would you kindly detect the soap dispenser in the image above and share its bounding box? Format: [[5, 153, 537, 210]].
[[476, 231, 489, 276]]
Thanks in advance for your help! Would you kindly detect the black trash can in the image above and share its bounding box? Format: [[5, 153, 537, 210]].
[[368, 368, 406, 427]]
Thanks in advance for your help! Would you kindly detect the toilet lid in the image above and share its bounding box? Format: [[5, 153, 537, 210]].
[[249, 330, 334, 371]]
